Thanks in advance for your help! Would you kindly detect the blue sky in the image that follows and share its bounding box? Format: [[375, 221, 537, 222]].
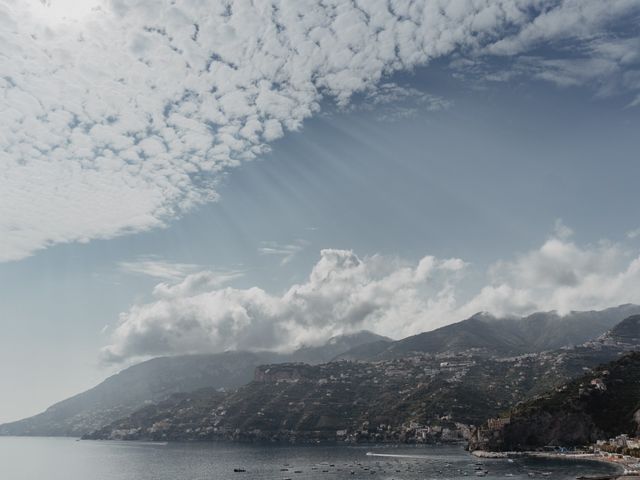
[[1, 0, 640, 423]]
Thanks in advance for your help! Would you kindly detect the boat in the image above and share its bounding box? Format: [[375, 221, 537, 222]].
[[575, 476, 619, 480]]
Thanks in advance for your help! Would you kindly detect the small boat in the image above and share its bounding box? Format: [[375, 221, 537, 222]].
[[233, 468, 246, 473], [575, 476, 618, 480]]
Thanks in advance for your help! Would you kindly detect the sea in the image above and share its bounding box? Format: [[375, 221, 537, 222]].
[[0, 437, 621, 480]]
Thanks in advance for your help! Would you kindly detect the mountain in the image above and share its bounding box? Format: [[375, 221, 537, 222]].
[[84, 314, 640, 444], [337, 305, 640, 361], [288, 331, 391, 364], [598, 314, 640, 347], [471, 351, 640, 451], [0, 351, 272, 437], [5, 306, 637, 439], [0, 331, 387, 437]]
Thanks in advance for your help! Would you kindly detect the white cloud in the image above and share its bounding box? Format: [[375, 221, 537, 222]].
[[473, 3, 640, 98], [118, 256, 202, 281], [553, 218, 574, 240], [347, 82, 453, 121], [3, 0, 639, 262], [628, 228, 640, 240], [152, 269, 246, 299], [463, 237, 634, 318], [486, 0, 639, 57], [102, 248, 467, 361], [102, 228, 640, 362], [258, 239, 309, 265]]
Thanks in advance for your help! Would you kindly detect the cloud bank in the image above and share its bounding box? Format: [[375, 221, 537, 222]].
[[102, 227, 640, 362], [3, 0, 640, 261]]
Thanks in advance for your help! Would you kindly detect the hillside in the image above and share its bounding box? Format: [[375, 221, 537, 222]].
[[599, 314, 640, 346], [471, 351, 640, 451], [288, 331, 391, 364], [338, 305, 640, 361], [6, 307, 637, 440], [84, 314, 640, 443], [0, 351, 270, 437], [0, 331, 386, 437]]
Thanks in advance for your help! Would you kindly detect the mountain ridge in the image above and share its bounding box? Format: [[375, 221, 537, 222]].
[[0, 331, 388, 437], [83, 311, 640, 444], [4, 306, 638, 439], [337, 305, 640, 361]]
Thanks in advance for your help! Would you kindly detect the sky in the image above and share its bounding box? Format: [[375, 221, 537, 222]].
[[1, 0, 640, 423]]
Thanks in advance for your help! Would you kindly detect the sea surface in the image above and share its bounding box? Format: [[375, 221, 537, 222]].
[[0, 437, 621, 480]]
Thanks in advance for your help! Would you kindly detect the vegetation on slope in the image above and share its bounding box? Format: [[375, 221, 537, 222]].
[[471, 351, 640, 451]]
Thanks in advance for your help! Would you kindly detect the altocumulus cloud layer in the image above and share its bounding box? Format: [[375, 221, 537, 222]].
[[3, 0, 640, 261], [103, 228, 640, 362]]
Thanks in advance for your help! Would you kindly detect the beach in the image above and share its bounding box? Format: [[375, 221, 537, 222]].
[[473, 450, 640, 479]]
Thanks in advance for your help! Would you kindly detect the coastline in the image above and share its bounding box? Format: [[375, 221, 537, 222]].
[[472, 450, 640, 479]]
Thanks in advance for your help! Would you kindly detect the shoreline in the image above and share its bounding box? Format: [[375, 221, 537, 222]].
[[472, 450, 640, 479]]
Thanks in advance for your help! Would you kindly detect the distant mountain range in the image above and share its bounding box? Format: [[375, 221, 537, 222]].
[[2, 305, 639, 440], [0, 331, 389, 436], [82, 308, 640, 443], [337, 304, 640, 360]]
